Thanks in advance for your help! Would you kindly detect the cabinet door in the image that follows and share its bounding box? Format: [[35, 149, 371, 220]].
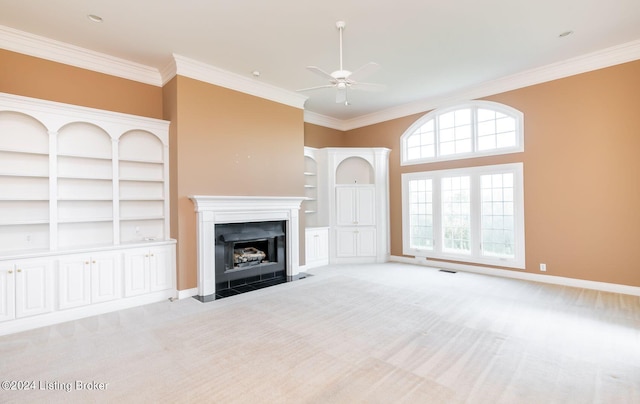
[[306, 228, 329, 266], [335, 229, 358, 257], [123, 249, 150, 297], [58, 256, 91, 310], [91, 253, 122, 303], [336, 187, 356, 226], [0, 263, 16, 322], [336, 187, 375, 226], [15, 260, 53, 318], [355, 187, 375, 226], [305, 230, 320, 263], [149, 246, 172, 292], [356, 227, 377, 257]]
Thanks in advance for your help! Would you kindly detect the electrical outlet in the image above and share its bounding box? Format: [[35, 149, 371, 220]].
[[540, 263, 547, 272]]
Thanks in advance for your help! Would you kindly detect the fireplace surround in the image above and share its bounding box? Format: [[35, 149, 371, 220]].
[[189, 196, 304, 300]]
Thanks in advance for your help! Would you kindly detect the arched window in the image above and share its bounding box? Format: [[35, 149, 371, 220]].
[[401, 101, 523, 165]]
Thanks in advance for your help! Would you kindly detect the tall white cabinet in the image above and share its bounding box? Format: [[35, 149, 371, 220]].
[[0, 92, 176, 336], [304, 147, 390, 266]]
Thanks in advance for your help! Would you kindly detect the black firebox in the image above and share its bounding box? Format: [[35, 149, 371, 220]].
[[214, 220, 287, 296]]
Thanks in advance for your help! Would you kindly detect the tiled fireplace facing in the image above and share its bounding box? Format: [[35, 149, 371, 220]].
[[189, 196, 305, 301]]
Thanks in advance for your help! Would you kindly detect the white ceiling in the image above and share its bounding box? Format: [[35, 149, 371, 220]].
[[1, 0, 640, 124]]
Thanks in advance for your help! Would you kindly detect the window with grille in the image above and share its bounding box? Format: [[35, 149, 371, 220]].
[[402, 163, 525, 269], [401, 101, 523, 165]]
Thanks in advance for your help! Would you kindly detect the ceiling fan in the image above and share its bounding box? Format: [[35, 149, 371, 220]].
[[298, 21, 384, 105]]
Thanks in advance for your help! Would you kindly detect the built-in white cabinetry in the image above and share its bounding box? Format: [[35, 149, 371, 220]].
[[305, 227, 329, 268], [335, 186, 376, 226], [58, 252, 121, 310], [0, 92, 176, 336], [303, 147, 390, 266], [124, 246, 173, 297], [0, 259, 54, 322], [335, 227, 377, 258]]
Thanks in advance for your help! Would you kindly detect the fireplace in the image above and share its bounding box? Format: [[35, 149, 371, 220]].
[[215, 220, 286, 292], [189, 196, 305, 301]]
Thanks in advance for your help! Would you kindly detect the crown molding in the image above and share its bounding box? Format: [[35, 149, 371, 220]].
[[336, 38, 640, 131], [303, 110, 347, 131], [0, 24, 163, 87], [170, 54, 307, 110]]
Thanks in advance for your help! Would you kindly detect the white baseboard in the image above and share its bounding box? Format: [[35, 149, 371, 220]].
[[389, 255, 640, 297], [177, 288, 198, 299]]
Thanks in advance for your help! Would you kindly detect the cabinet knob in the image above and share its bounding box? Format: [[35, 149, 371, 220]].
[[92, 260, 96, 264], [150, 254, 154, 257], [7, 270, 12, 274], [17, 269, 22, 273], [145, 254, 149, 257], [85, 261, 90, 265]]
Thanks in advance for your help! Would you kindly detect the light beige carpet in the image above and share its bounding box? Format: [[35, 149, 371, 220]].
[[0, 263, 639, 403]]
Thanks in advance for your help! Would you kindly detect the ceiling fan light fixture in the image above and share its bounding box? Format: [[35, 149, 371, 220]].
[[297, 20, 384, 104]]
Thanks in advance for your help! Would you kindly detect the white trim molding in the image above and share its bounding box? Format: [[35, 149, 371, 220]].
[[168, 54, 308, 110], [390, 255, 640, 297], [177, 288, 198, 300], [189, 195, 305, 297], [333, 38, 640, 131], [0, 24, 163, 86]]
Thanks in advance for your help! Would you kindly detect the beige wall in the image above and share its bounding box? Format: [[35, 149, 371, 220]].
[[172, 76, 305, 290], [1, 51, 306, 292], [0, 49, 163, 119], [4, 47, 639, 289], [340, 60, 640, 287], [304, 122, 347, 148]]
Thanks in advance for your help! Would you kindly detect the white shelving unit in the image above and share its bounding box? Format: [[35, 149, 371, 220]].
[[0, 92, 176, 336], [302, 147, 390, 267]]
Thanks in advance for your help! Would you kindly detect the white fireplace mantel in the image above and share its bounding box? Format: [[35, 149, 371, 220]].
[[189, 195, 305, 297]]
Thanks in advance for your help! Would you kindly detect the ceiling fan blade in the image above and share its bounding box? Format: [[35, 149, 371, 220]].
[[336, 88, 347, 104], [297, 84, 336, 92], [351, 82, 386, 92], [348, 62, 380, 82], [306, 66, 335, 81]]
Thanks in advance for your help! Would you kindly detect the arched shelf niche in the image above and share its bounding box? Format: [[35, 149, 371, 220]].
[[335, 157, 374, 185]]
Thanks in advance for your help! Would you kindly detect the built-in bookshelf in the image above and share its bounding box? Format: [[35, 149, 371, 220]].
[[0, 92, 175, 336], [0, 93, 170, 255]]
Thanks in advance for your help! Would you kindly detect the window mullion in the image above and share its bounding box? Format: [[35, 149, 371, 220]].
[[432, 173, 442, 253], [470, 173, 482, 258], [434, 113, 440, 159], [472, 107, 478, 153]]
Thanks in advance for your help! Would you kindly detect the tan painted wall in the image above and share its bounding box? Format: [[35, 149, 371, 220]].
[[342, 60, 640, 287], [0, 49, 163, 119], [304, 122, 346, 148], [173, 76, 305, 290]]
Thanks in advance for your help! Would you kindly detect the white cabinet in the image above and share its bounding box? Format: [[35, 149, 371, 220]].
[[336, 186, 375, 226], [325, 148, 389, 264], [305, 227, 329, 268], [0, 259, 53, 322], [0, 93, 176, 336], [0, 263, 15, 322], [124, 245, 173, 297], [58, 252, 121, 310], [335, 227, 376, 258]]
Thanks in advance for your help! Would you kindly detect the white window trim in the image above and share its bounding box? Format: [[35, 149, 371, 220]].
[[401, 162, 525, 269], [400, 100, 524, 166]]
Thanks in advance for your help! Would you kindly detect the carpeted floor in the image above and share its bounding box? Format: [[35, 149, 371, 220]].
[[0, 262, 639, 403]]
